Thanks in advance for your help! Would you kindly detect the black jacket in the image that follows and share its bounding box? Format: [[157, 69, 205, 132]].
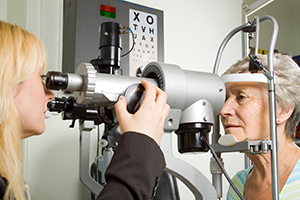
[[97, 131, 166, 200], [0, 175, 7, 199], [0, 132, 166, 200]]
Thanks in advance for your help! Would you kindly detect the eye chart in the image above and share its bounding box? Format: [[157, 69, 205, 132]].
[[129, 9, 158, 77]]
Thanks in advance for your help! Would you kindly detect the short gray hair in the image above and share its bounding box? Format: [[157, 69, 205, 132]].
[[222, 53, 300, 139]]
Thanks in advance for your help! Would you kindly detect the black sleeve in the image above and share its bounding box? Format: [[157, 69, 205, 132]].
[[97, 131, 166, 200], [0, 175, 7, 199]]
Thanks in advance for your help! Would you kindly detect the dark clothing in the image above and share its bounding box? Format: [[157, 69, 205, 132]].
[[0, 132, 166, 200], [97, 131, 166, 200], [0, 175, 7, 199]]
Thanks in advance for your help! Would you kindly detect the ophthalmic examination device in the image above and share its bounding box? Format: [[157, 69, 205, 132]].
[[46, 15, 279, 200]]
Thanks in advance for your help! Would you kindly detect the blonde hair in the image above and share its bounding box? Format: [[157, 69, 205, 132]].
[[223, 53, 300, 139], [0, 20, 46, 200]]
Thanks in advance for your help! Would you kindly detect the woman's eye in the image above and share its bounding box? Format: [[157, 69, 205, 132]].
[[237, 94, 247, 102]]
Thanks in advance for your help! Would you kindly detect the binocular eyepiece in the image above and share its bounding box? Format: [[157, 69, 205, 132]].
[[46, 71, 68, 90], [45, 71, 85, 92]]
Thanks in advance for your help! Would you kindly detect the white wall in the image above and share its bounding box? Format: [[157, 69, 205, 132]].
[[0, 0, 7, 20], [1, 0, 245, 199]]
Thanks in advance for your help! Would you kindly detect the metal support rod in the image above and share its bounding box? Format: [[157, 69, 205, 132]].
[[254, 16, 260, 56], [259, 15, 279, 200], [211, 116, 222, 198], [242, 27, 252, 170], [213, 22, 252, 74]]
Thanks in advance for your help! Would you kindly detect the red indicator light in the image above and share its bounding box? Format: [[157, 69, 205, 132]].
[[100, 4, 116, 13]]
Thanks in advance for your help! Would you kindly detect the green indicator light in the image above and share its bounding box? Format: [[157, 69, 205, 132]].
[[99, 10, 116, 19]]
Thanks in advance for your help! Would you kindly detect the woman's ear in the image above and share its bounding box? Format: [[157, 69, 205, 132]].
[[276, 104, 294, 124]]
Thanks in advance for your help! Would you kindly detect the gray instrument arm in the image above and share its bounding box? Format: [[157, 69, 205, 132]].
[[79, 120, 103, 196]]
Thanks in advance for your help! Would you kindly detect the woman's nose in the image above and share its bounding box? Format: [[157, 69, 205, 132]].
[[45, 87, 55, 101], [220, 98, 235, 117]]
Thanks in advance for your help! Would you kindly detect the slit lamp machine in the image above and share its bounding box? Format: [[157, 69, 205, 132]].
[[46, 15, 279, 200]]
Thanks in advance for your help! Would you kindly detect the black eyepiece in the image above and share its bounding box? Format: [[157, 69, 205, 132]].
[[46, 71, 68, 90], [47, 97, 69, 112]]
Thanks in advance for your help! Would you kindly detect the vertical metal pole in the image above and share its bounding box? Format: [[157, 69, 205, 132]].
[[211, 116, 222, 199], [242, 11, 252, 169], [259, 16, 279, 200], [268, 68, 279, 200]]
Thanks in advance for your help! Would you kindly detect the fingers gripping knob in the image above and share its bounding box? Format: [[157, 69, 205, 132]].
[[123, 83, 145, 114]]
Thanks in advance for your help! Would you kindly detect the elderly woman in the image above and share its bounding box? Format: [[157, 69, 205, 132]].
[[220, 53, 300, 199]]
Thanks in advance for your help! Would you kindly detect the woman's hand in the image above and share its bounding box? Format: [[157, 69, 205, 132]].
[[114, 79, 170, 145]]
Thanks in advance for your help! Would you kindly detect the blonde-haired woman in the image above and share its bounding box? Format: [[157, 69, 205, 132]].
[[0, 20, 54, 200], [0, 20, 169, 200]]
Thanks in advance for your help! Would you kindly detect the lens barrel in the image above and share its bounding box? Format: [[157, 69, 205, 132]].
[[46, 71, 68, 90], [175, 123, 211, 153]]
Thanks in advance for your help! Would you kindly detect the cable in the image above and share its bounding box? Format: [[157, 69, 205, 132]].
[[201, 136, 246, 200], [121, 27, 135, 57]]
